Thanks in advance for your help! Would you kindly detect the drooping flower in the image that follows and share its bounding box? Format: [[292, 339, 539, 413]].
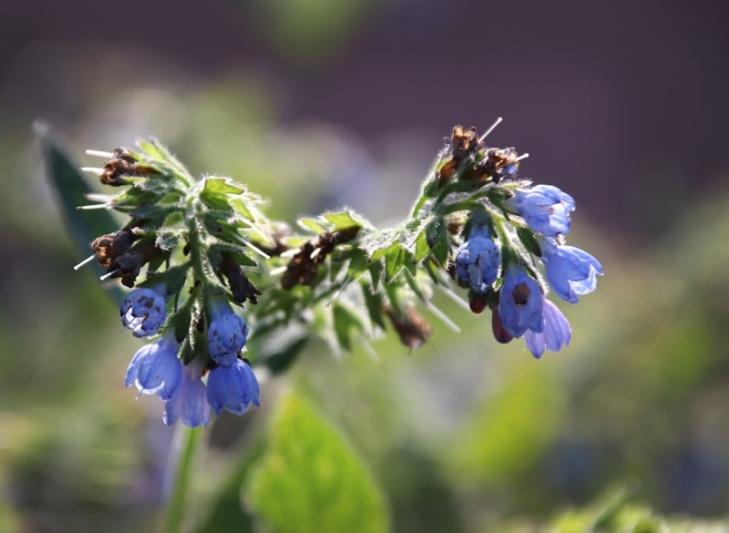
[[120, 286, 166, 337], [207, 359, 260, 416], [124, 332, 181, 400], [505, 185, 575, 237], [524, 298, 572, 358], [540, 238, 603, 303], [207, 297, 249, 367], [498, 265, 544, 338], [454, 225, 501, 294], [163, 360, 211, 427]]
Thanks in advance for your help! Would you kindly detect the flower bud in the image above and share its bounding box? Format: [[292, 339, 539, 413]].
[[207, 298, 248, 367], [120, 286, 166, 337]]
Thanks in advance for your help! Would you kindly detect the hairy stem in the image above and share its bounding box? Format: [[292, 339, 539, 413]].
[[163, 426, 202, 533]]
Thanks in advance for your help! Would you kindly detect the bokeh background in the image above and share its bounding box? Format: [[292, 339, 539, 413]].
[[2, 0, 729, 531]]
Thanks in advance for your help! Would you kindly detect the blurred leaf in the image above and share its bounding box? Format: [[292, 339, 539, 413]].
[[261, 336, 310, 376], [195, 442, 264, 533], [426, 220, 449, 266], [517, 227, 542, 257], [322, 209, 367, 231], [332, 303, 364, 351], [35, 122, 118, 257], [245, 390, 389, 533]]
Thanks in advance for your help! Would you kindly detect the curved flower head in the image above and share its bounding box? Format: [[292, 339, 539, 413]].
[[163, 360, 211, 428], [120, 286, 166, 337], [207, 359, 260, 416], [498, 265, 544, 338], [125, 332, 181, 400], [455, 226, 501, 294], [524, 298, 572, 358], [506, 185, 575, 237], [540, 238, 603, 303], [207, 298, 249, 367]]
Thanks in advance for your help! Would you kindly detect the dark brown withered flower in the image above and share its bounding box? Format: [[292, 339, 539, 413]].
[[220, 253, 261, 305], [479, 147, 519, 182], [281, 226, 360, 290], [100, 148, 154, 186], [384, 305, 432, 350], [91, 230, 134, 269]]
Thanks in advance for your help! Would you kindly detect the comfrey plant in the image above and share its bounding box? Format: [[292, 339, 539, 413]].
[[74, 119, 602, 428]]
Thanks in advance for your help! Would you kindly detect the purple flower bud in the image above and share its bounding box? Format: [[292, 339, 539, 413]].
[[539, 238, 603, 303], [455, 226, 500, 294], [120, 286, 166, 337], [505, 185, 575, 237], [163, 360, 211, 428], [524, 298, 572, 358], [207, 298, 249, 367], [498, 265, 544, 338], [125, 332, 181, 400], [206, 359, 260, 416]]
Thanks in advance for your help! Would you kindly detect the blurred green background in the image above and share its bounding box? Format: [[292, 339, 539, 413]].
[[1, 0, 729, 531]]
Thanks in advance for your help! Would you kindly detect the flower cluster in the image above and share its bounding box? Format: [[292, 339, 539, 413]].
[[75, 120, 603, 427], [442, 127, 603, 357], [81, 141, 263, 427]]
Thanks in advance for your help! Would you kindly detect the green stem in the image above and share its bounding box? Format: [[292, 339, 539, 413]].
[[164, 426, 202, 533]]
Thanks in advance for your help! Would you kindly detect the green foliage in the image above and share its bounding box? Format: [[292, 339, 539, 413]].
[[246, 390, 389, 533]]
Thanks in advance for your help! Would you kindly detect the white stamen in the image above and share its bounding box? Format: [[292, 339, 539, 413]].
[[99, 269, 119, 281], [80, 167, 104, 174], [516, 153, 530, 162], [85, 149, 114, 158], [478, 116, 503, 143], [280, 248, 300, 259], [73, 255, 96, 271], [361, 340, 382, 362], [84, 193, 112, 203], [436, 284, 471, 312], [426, 303, 461, 333], [234, 235, 270, 259], [310, 248, 321, 260], [269, 266, 287, 276], [77, 204, 111, 210]]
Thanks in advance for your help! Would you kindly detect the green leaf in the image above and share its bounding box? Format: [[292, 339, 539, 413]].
[[261, 336, 310, 376], [36, 122, 119, 253], [245, 391, 389, 533], [298, 217, 328, 234], [517, 227, 542, 257], [414, 228, 430, 263], [35, 122, 124, 303], [381, 242, 406, 282], [322, 209, 367, 230], [203, 176, 246, 195], [369, 260, 383, 291], [361, 282, 386, 330], [195, 442, 264, 533], [332, 303, 364, 351], [426, 220, 449, 266]]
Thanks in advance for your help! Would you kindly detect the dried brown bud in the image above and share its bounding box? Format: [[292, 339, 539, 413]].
[[113, 242, 160, 288], [479, 147, 519, 182], [100, 148, 154, 186], [450, 124, 479, 161], [469, 292, 488, 314], [491, 307, 513, 344], [221, 253, 261, 305], [281, 226, 360, 290], [384, 306, 432, 350], [91, 230, 134, 269]]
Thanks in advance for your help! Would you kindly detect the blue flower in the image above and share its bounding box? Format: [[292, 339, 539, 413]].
[[498, 265, 543, 338], [207, 359, 260, 416], [163, 361, 211, 427], [125, 333, 181, 400], [207, 298, 249, 367], [120, 286, 166, 337], [524, 298, 572, 358], [506, 185, 575, 237], [540, 238, 603, 303], [455, 226, 501, 293]]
